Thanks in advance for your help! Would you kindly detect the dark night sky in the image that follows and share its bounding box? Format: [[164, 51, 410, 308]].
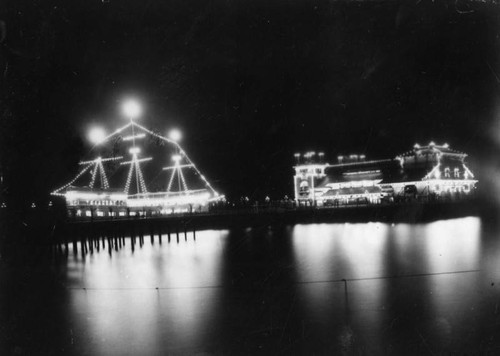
[[1, 0, 500, 206]]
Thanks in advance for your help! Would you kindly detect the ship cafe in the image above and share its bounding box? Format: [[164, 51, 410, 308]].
[[52, 100, 224, 219], [293, 142, 477, 206]]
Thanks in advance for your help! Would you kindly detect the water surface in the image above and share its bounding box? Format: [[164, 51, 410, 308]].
[[2, 217, 500, 355]]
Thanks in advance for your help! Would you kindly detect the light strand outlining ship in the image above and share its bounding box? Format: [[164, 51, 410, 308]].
[[52, 100, 224, 218]]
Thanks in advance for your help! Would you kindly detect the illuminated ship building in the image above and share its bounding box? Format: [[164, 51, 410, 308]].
[[293, 142, 477, 206], [52, 103, 224, 219]]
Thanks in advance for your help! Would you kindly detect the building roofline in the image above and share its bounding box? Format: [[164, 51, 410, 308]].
[[294, 158, 394, 170]]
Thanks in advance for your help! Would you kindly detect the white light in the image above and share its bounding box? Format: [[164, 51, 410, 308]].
[[172, 154, 182, 163], [123, 133, 146, 141], [429, 141, 435, 146], [169, 129, 182, 142], [443, 143, 449, 148], [129, 147, 140, 155], [88, 127, 106, 144], [122, 99, 142, 119]]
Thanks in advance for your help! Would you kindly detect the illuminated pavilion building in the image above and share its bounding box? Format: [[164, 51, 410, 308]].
[[293, 142, 477, 205], [52, 101, 224, 218]]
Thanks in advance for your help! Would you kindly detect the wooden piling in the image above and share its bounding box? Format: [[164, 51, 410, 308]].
[[81, 237, 86, 258], [73, 234, 78, 255], [89, 232, 94, 254], [64, 232, 69, 252]]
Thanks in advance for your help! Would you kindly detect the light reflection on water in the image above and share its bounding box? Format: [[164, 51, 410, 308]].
[[290, 218, 483, 354], [66, 230, 229, 355], [8, 216, 500, 354]]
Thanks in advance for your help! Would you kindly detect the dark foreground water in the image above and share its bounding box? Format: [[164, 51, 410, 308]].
[[2, 216, 500, 355]]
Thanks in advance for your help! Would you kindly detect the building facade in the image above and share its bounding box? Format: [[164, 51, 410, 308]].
[[293, 143, 477, 205]]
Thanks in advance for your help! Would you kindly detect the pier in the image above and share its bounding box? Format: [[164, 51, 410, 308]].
[[50, 200, 480, 252]]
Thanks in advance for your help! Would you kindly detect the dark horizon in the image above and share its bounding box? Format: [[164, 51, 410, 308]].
[[1, 0, 500, 207]]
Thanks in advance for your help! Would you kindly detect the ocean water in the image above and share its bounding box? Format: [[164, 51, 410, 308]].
[[2, 216, 500, 355]]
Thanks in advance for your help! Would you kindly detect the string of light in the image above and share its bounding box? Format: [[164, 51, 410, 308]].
[[178, 163, 189, 192], [51, 164, 93, 196], [121, 154, 151, 195], [166, 167, 176, 193], [132, 122, 220, 197], [52, 116, 225, 207], [99, 160, 110, 189], [89, 164, 98, 188], [123, 160, 135, 195]]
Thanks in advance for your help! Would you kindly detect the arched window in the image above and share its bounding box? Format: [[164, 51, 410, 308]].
[[454, 168, 460, 178], [444, 167, 450, 178]]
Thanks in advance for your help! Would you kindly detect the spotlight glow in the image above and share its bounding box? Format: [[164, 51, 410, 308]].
[[122, 99, 142, 119], [169, 129, 182, 142], [88, 127, 106, 144]]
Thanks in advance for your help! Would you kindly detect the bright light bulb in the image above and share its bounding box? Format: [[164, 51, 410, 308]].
[[129, 147, 140, 155], [88, 127, 106, 144], [122, 99, 142, 119], [169, 129, 182, 142], [172, 154, 182, 163]]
